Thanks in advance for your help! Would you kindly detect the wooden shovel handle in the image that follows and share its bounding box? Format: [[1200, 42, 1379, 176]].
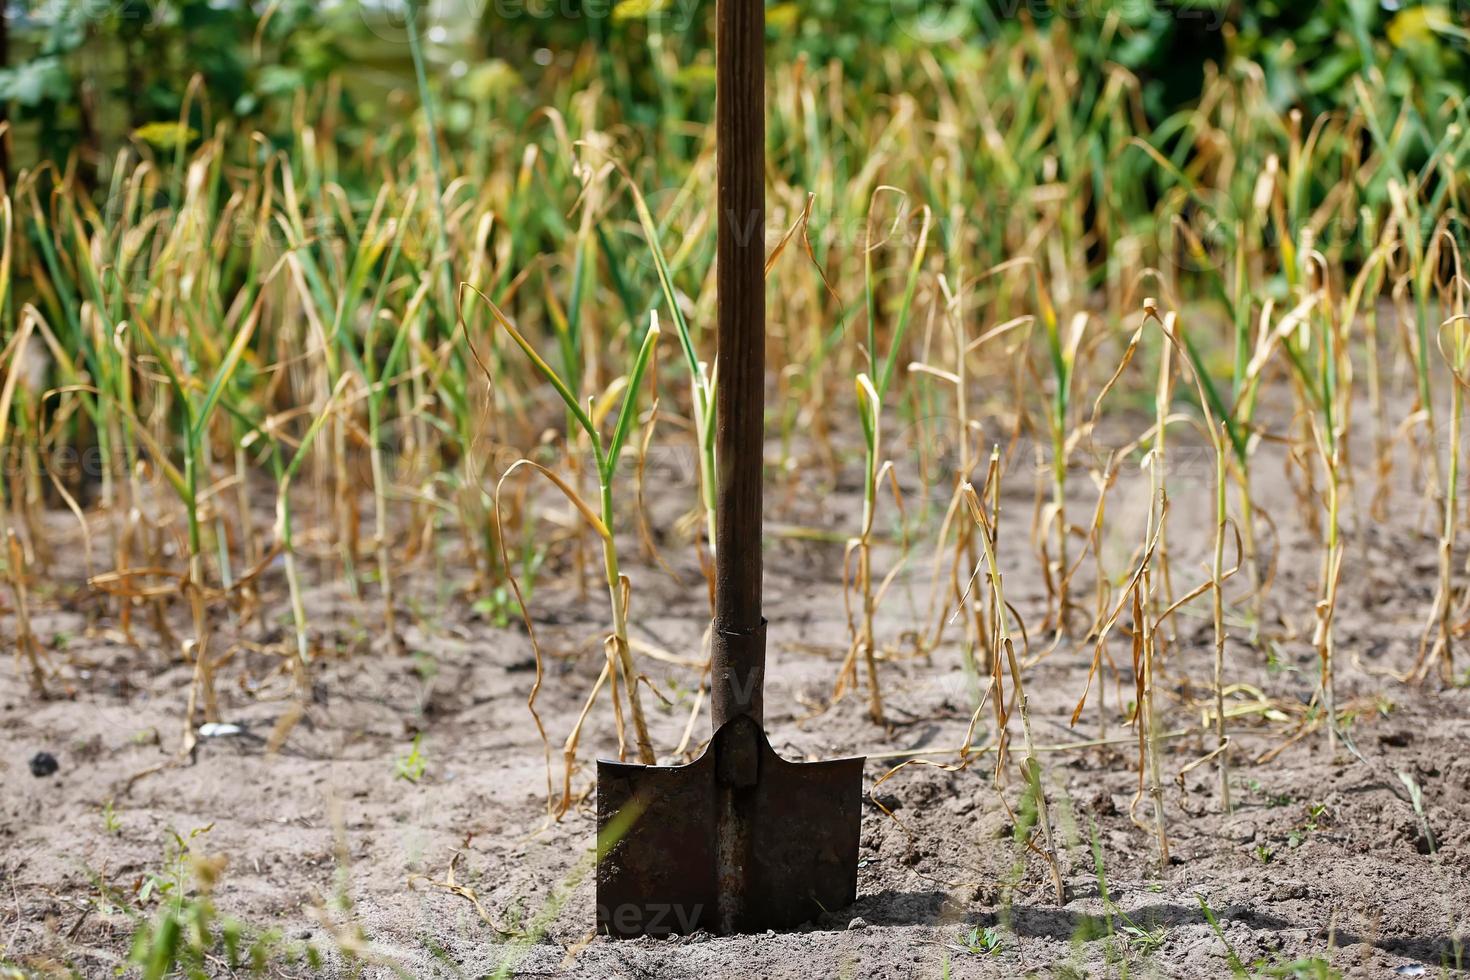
[[711, 0, 765, 727]]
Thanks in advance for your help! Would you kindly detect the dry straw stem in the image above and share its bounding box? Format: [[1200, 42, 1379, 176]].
[[1077, 299, 1244, 823], [836, 373, 908, 724], [588, 147, 719, 566], [961, 474, 1064, 905], [832, 189, 930, 725], [468, 283, 661, 815], [909, 273, 1011, 679], [1414, 228, 1468, 683], [0, 302, 47, 696]]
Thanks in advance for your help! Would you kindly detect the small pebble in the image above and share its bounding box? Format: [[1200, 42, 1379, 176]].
[[847, 916, 868, 931], [29, 752, 58, 777]]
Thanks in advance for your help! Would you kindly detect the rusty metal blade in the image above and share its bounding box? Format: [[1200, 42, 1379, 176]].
[[596, 718, 862, 938]]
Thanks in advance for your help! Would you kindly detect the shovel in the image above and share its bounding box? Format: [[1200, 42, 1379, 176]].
[[594, 0, 864, 939]]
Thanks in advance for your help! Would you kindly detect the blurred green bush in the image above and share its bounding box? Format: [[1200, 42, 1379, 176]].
[[783, 0, 1467, 119], [0, 0, 1462, 175]]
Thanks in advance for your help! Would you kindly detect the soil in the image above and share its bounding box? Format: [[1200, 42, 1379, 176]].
[[2, 398, 1469, 979]]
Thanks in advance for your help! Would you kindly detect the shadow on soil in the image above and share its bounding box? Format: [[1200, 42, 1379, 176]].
[[849, 890, 1465, 969]]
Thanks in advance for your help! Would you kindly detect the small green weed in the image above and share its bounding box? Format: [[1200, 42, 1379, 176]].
[[125, 826, 292, 980], [1260, 956, 1342, 979], [474, 586, 526, 629], [1120, 923, 1168, 956], [1200, 894, 1343, 979], [412, 651, 438, 683], [395, 734, 428, 783], [955, 925, 1004, 955]]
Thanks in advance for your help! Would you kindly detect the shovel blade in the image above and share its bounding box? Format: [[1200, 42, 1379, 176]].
[[596, 718, 863, 937]]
